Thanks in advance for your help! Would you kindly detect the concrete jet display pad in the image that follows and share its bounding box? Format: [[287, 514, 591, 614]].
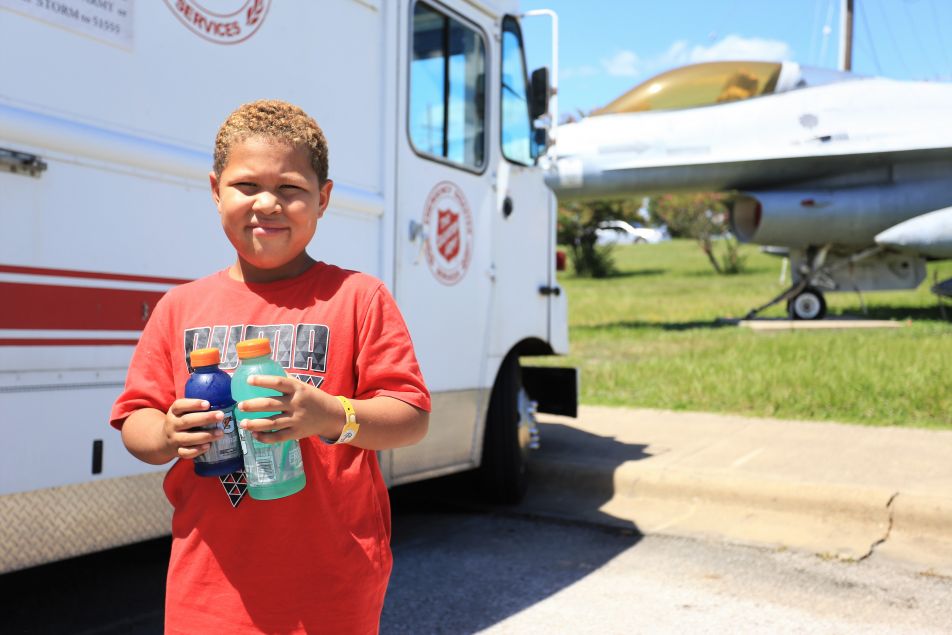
[[737, 319, 908, 331]]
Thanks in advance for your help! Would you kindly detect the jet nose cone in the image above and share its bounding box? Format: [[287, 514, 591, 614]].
[[875, 225, 914, 250]]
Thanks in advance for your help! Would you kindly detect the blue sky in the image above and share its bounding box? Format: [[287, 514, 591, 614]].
[[519, 0, 952, 118]]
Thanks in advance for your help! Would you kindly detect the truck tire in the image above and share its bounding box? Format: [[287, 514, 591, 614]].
[[477, 354, 529, 504]]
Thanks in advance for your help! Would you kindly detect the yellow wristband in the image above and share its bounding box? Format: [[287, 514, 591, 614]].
[[328, 395, 359, 445]]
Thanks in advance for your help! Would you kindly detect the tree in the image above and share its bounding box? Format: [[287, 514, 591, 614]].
[[557, 198, 641, 278], [650, 192, 747, 275]]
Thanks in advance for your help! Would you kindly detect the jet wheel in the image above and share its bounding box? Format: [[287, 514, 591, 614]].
[[788, 287, 827, 320]]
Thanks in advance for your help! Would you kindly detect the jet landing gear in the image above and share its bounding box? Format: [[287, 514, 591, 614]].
[[787, 287, 827, 320], [744, 245, 835, 320], [743, 278, 828, 320], [744, 245, 885, 320]]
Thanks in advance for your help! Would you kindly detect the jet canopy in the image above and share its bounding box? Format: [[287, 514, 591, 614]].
[[592, 61, 855, 115]]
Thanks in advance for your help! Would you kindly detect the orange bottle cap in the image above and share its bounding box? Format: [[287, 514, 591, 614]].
[[236, 338, 272, 359], [190, 347, 221, 367]]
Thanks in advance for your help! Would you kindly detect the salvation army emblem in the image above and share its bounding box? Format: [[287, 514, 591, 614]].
[[162, 0, 271, 45], [437, 209, 461, 261], [422, 182, 473, 285]]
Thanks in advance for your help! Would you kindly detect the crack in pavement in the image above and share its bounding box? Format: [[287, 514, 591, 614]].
[[858, 492, 899, 562]]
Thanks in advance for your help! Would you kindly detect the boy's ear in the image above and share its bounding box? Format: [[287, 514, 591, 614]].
[[317, 179, 334, 219], [209, 171, 221, 207]]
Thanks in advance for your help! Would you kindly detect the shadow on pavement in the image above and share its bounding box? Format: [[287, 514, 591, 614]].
[[1, 537, 168, 634], [383, 422, 649, 633], [1, 427, 651, 634]]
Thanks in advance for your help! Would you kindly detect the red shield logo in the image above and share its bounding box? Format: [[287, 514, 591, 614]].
[[162, 0, 272, 45], [422, 181, 473, 285], [437, 209, 460, 262]]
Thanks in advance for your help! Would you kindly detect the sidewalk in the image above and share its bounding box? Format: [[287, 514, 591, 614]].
[[525, 406, 952, 575]]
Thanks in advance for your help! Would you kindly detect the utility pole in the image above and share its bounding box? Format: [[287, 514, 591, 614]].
[[838, 0, 854, 71]]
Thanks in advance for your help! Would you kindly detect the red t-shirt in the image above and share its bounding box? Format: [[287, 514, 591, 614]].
[[110, 262, 430, 634]]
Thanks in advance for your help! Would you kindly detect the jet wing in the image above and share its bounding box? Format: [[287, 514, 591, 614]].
[[546, 70, 952, 202], [549, 146, 952, 201]]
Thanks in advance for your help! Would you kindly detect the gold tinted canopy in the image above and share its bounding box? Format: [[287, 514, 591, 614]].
[[594, 61, 784, 115]]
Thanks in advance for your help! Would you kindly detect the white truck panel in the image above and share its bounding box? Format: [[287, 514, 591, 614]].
[[0, 0, 569, 573], [0, 2, 385, 195]]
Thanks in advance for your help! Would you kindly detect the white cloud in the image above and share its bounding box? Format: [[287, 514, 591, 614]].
[[582, 36, 793, 83], [686, 34, 793, 63], [649, 35, 792, 70], [601, 50, 641, 77]]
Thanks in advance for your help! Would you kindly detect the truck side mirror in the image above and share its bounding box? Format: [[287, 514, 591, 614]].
[[529, 66, 551, 121], [533, 126, 550, 157]]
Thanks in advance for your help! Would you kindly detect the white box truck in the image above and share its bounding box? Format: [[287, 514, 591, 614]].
[[0, 0, 575, 573]]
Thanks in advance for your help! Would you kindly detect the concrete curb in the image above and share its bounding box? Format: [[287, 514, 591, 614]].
[[532, 456, 898, 521], [891, 493, 952, 534], [882, 494, 952, 573], [521, 407, 952, 573], [526, 454, 952, 573]]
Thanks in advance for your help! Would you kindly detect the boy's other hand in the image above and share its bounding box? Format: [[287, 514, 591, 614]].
[[236, 375, 339, 444], [164, 399, 225, 459]]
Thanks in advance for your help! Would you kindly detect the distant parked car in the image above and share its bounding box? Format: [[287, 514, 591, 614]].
[[595, 220, 670, 245]]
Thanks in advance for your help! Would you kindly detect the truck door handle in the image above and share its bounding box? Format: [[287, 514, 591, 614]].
[[409, 219, 425, 241], [409, 219, 427, 265], [538, 285, 561, 296]]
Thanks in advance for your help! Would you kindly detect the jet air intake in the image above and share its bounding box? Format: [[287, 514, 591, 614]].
[[729, 183, 952, 248], [730, 197, 761, 242]]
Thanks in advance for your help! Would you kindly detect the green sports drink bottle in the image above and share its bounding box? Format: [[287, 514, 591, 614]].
[[232, 338, 306, 500]]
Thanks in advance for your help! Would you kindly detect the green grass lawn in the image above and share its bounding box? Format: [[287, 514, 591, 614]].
[[532, 239, 952, 429]]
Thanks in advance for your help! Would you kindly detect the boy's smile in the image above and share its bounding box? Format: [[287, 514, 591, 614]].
[[210, 136, 333, 283]]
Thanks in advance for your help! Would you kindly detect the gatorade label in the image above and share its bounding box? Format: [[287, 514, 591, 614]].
[[288, 443, 303, 469], [249, 441, 277, 484], [196, 405, 240, 464], [221, 409, 236, 434], [239, 426, 249, 456]]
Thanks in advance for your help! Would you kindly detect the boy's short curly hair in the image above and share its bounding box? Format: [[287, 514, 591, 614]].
[[214, 100, 329, 183]]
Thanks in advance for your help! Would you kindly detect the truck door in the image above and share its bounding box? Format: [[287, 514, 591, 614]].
[[491, 14, 558, 357], [392, 0, 494, 481]]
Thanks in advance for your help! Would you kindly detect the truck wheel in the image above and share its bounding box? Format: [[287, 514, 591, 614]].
[[788, 287, 827, 320], [478, 354, 531, 504]]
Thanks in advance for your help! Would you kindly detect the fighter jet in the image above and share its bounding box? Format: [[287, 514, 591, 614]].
[[546, 60, 952, 319]]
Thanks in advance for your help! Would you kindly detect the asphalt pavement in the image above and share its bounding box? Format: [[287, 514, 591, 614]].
[[524, 406, 952, 575]]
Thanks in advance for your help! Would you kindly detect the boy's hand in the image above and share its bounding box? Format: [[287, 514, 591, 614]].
[[236, 375, 340, 444], [164, 399, 225, 459]]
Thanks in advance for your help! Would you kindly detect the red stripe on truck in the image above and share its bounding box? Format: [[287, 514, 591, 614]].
[[0, 282, 167, 331], [0, 264, 192, 286], [0, 339, 141, 346]]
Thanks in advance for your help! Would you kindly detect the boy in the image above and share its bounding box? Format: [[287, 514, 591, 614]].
[[110, 100, 430, 634]]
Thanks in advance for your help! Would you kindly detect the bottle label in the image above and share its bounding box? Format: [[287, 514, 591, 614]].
[[195, 405, 240, 464], [249, 440, 277, 483], [221, 410, 236, 434], [288, 443, 303, 469], [238, 433, 305, 488], [239, 426, 249, 456]]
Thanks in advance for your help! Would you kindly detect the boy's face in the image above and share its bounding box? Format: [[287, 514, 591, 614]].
[[210, 136, 332, 282]]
